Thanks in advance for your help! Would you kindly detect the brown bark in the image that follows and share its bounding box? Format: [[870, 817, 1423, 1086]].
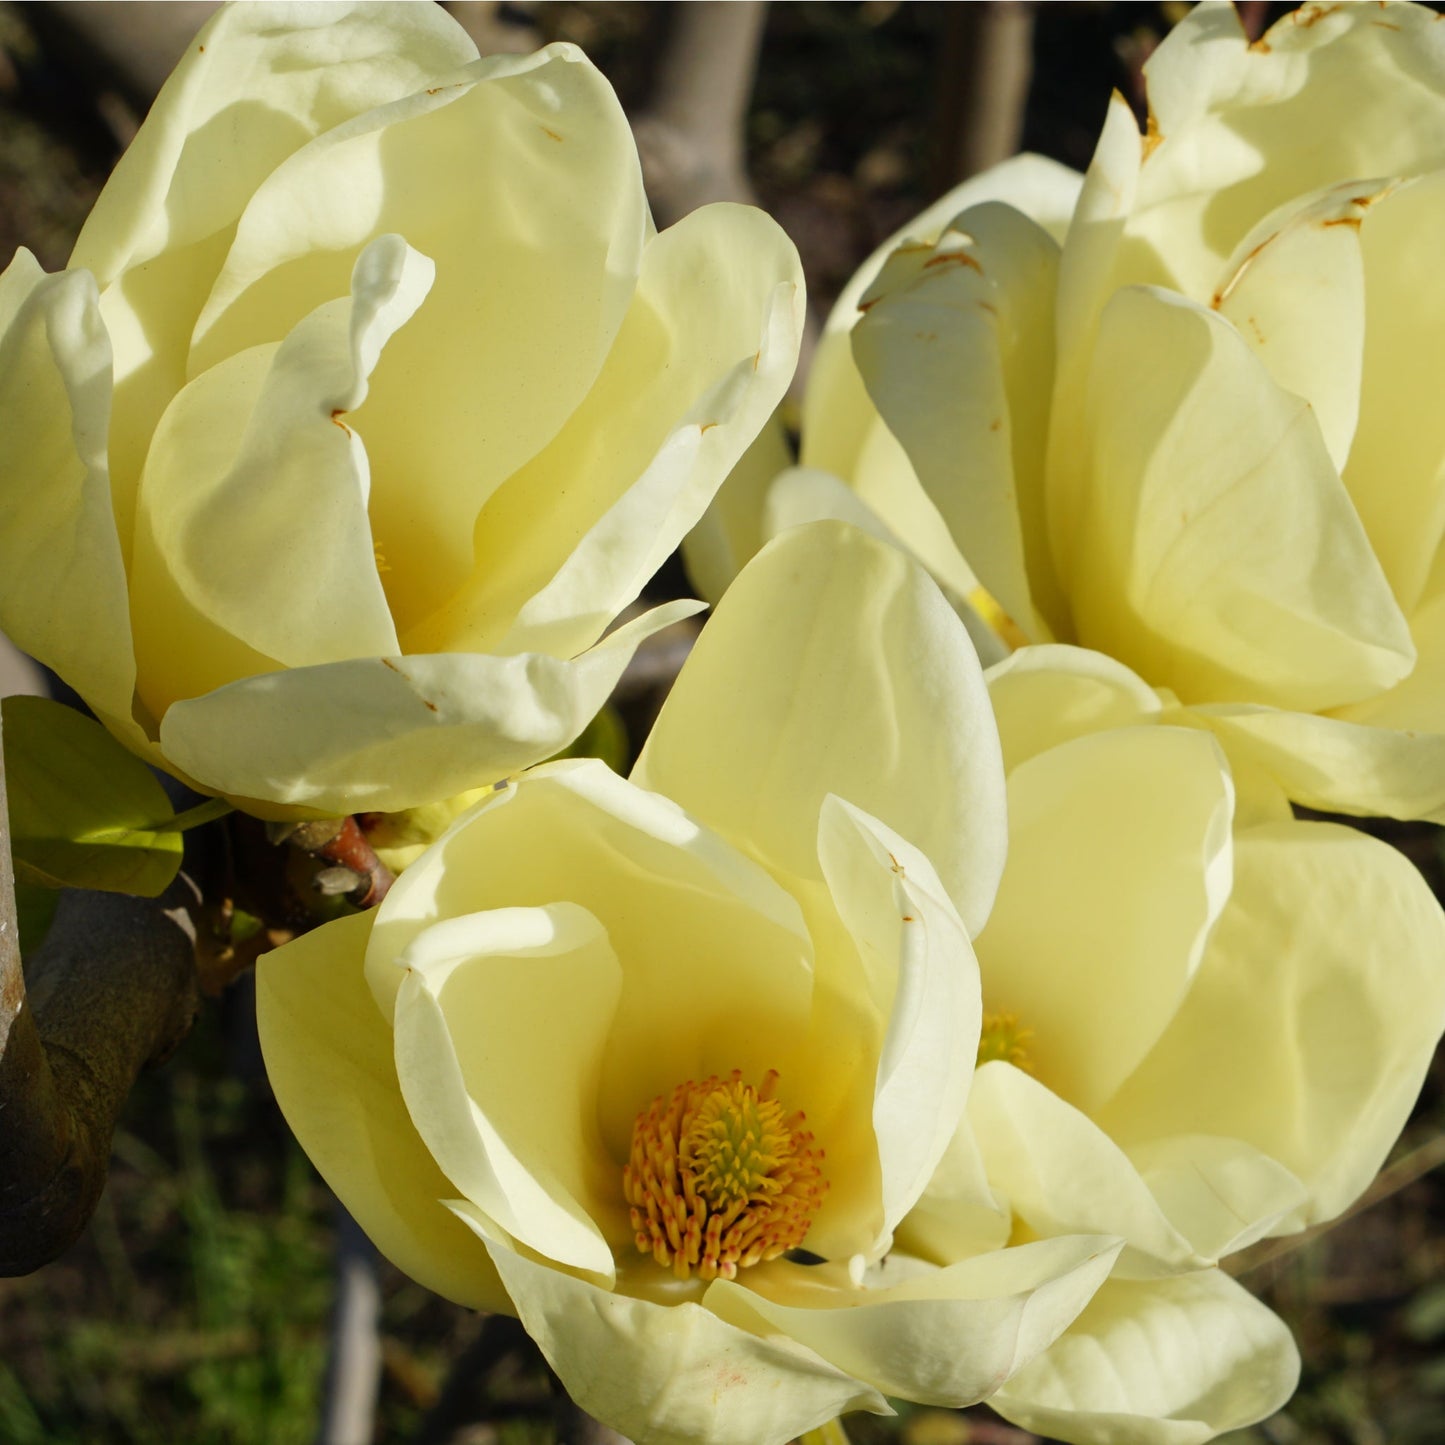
[[932, 2, 1037, 194]]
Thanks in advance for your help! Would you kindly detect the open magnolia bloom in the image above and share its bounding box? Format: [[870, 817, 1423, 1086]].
[[257, 522, 1129, 1445], [898, 643, 1445, 1443], [694, 0, 1445, 823], [0, 1, 802, 819]]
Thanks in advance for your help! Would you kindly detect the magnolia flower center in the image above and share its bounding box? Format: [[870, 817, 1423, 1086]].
[[623, 1069, 827, 1282], [977, 1010, 1034, 1072]]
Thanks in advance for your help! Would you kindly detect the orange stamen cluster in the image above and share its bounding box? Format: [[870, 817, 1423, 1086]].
[[623, 1069, 827, 1281]]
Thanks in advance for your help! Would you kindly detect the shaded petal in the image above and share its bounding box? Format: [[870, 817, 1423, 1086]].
[[815, 797, 980, 1248], [409, 202, 804, 658], [158, 599, 700, 815], [991, 1271, 1300, 1445], [977, 726, 1233, 1114], [255, 911, 507, 1312], [392, 902, 623, 1278], [968, 1064, 1206, 1277], [1124, 1136, 1307, 1263], [896, 1117, 1013, 1265], [854, 202, 1064, 638], [1345, 169, 1445, 615], [681, 411, 793, 607], [1071, 284, 1413, 711], [1194, 700, 1445, 823], [985, 645, 1161, 776], [1101, 820, 1445, 1225], [365, 759, 814, 1162], [131, 234, 421, 719], [189, 45, 649, 631], [635, 521, 1007, 936], [0, 254, 142, 749], [707, 1235, 1121, 1408], [476, 1230, 889, 1445]]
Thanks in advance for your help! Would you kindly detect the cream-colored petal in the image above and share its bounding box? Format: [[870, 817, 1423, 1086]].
[[364, 759, 814, 1162], [392, 902, 623, 1278], [968, 1064, 1205, 1278], [1100, 820, 1445, 1225], [896, 1116, 1012, 1265], [1124, 1135, 1307, 1263], [1070, 284, 1413, 711], [707, 1235, 1121, 1408], [804, 152, 1081, 614], [854, 202, 1064, 638], [76, 0, 478, 553], [977, 726, 1233, 1114], [0, 254, 142, 749], [1193, 700, 1445, 823], [682, 410, 793, 607], [985, 645, 1161, 775], [815, 797, 980, 1248], [635, 521, 1007, 936], [1047, 92, 1141, 593], [254, 910, 507, 1312], [157, 599, 700, 815], [131, 234, 422, 718], [762, 469, 1010, 669], [1135, 0, 1445, 301], [1214, 181, 1374, 474], [189, 46, 649, 632], [991, 1271, 1300, 1445], [822, 152, 1084, 339], [1345, 169, 1445, 615], [478, 1232, 890, 1445], [410, 202, 804, 659]]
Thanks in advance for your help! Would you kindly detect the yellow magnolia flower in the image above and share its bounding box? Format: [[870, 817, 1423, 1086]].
[[693, 0, 1445, 822], [0, 1, 803, 818], [257, 523, 1126, 1445], [900, 643, 1445, 1443]]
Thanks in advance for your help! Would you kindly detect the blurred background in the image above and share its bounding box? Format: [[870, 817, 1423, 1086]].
[[2, 3, 1444, 1443]]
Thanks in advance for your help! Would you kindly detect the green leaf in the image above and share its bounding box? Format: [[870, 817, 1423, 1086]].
[[2, 695, 183, 897]]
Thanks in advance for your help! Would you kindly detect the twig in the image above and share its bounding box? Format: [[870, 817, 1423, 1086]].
[[316, 1199, 383, 1445], [282, 816, 394, 909], [0, 701, 200, 1273], [1227, 1132, 1445, 1279]]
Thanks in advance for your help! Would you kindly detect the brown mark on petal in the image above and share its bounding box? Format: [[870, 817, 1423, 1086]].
[[421, 698, 438, 713], [330, 408, 352, 435], [700, 421, 720, 434], [1141, 113, 1164, 162], [990, 417, 1003, 431], [540, 125, 564, 142], [1211, 231, 1278, 310], [902, 914, 915, 923], [924, 250, 982, 273], [857, 297, 879, 314], [751, 348, 761, 370], [380, 657, 404, 675], [1289, 3, 1345, 28], [887, 851, 905, 875]]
